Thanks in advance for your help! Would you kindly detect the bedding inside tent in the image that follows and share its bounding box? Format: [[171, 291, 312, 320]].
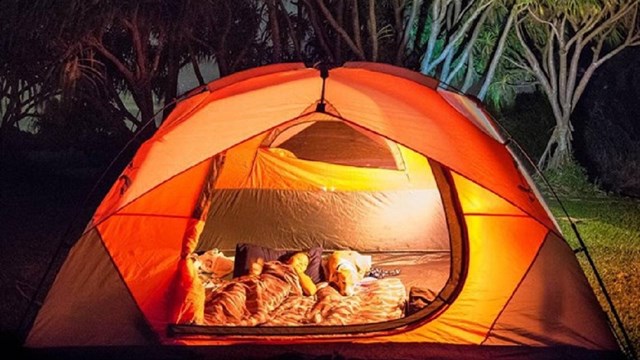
[[177, 111, 456, 329]]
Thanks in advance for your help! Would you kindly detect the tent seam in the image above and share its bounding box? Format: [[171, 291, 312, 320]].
[[479, 232, 549, 345]]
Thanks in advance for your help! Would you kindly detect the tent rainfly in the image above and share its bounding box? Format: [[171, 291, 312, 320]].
[[24, 62, 625, 360]]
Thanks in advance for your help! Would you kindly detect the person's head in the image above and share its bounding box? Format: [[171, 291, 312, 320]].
[[286, 252, 310, 273], [249, 257, 264, 276]]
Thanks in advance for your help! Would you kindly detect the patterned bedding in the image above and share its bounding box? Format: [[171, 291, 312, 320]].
[[201, 262, 407, 326], [266, 277, 406, 326]]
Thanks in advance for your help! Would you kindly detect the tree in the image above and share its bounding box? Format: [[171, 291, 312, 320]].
[[413, 0, 531, 107], [418, 0, 497, 81], [0, 62, 57, 139], [38, 1, 261, 143], [1, 0, 279, 152], [194, 0, 264, 76], [297, 0, 423, 64], [52, 1, 200, 142], [0, 1, 59, 139], [508, 0, 640, 170]]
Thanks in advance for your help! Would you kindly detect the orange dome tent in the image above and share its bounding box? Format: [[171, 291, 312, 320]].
[[24, 63, 624, 359]]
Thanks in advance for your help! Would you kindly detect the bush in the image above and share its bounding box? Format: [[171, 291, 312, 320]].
[[536, 159, 606, 199]]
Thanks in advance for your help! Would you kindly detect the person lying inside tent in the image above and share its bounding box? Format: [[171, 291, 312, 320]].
[[202, 252, 316, 326], [287, 252, 318, 296]]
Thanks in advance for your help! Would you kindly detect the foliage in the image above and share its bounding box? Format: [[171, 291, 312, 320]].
[[416, 0, 502, 92], [300, 0, 422, 65], [410, 0, 534, 111], [4, 0, 270, 144], [538, 158, 606, 199], [0, 1, 60, 134], [483, 67, 534, 111]]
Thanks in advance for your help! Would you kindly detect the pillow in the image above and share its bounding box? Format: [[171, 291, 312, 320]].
[[233, 243, 324, 283]]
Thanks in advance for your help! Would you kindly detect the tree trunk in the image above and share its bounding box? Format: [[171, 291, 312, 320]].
[[335, 0, 344, 64], [131, 86, 157, 144], [538, 117, 573, 170], [477, 5, 516, 100], [163, 45, 180, 120], [267, 0, 282, 63]]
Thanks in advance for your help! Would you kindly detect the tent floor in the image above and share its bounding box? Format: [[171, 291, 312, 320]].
[[20, 343, 625, 360]]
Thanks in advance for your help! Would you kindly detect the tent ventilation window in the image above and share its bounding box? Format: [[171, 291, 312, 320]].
[[270, 120, 403, 170]]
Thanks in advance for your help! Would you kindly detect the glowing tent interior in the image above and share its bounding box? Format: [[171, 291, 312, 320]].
[[24, 62, 623, 359]]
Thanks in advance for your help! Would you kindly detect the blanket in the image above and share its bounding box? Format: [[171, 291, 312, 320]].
[[202, 269, 406, 327], [203, 260, 302, 326]]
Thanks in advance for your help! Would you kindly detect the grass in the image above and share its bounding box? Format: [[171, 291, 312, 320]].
[[537, 162, 640, 357]]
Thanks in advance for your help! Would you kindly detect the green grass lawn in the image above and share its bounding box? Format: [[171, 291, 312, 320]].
[[545, 195, 640, 356]]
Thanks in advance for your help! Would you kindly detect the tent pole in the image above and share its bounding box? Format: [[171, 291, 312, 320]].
[[314, 62, 329, 113]]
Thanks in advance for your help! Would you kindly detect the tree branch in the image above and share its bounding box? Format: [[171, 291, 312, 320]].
[[368, 0, 378, 61], [395, 0, 421, 65], [514, 18, 554, 104], [582, 2, 637, 45], [477, 4, 518, 100], [86, 36, 136, 85], [122, 6, 147, 78], [445, 9, 484, 84], [279, 0, 303, 61], [267, 0, 282, 62], [352, 0, 363, 52], [314, 0, 366, 60], [422, 0, 496, 74], [573, 32, 640, 109], [301, 0, 335, 62]]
